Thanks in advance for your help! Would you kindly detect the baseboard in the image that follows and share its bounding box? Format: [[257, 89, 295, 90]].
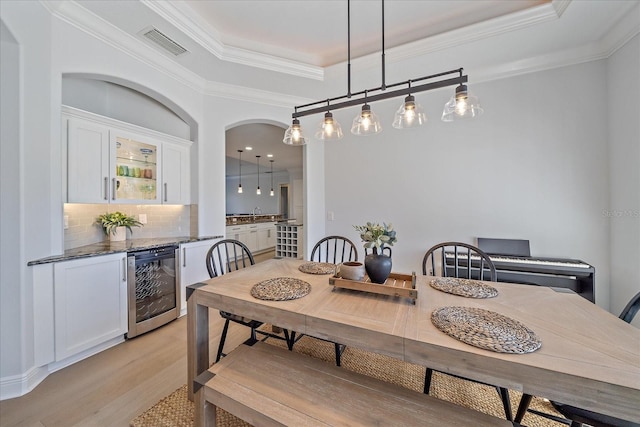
[[0, 365, 49, 401], [0, 335, 125, 400]]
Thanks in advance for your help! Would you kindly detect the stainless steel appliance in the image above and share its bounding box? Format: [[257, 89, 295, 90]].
[[127, 245, 180, 338]]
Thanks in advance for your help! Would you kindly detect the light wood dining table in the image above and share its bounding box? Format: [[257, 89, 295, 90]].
[[187, 258, 640, 423]]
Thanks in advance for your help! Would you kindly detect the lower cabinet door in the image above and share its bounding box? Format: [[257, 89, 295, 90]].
[[53, 253, 127, 361], [179, 240, 217, 314]]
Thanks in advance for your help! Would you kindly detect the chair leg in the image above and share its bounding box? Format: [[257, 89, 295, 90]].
[[334, 343, 343, 366], [496, 387, 513, 421], [216, 319, 230, 363], [515, 394, 533, 423], [423, 368, 433, 394]]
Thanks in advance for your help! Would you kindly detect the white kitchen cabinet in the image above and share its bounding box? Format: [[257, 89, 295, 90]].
[[162, 142, 190, 204], [226, 223, 277, 253], [258, 222, 276, 250], [63, 106, 192, 205], [53, 253, 127, 361], [66, 118, 111, 203], [179, 239, 216, 315]]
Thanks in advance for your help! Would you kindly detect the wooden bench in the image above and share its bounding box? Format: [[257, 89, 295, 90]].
[[193, 341, 516, 427]]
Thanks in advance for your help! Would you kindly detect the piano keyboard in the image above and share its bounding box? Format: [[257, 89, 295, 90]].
[[445, 253, 592, 269]]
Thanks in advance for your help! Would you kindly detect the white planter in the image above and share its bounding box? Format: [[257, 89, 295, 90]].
[[110, 226, 127, 242]]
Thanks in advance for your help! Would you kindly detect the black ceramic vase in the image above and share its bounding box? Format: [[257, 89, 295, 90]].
[[365, 247, 392, 284]]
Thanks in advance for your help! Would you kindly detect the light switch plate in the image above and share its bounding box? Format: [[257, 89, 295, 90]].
[[64, 215, 69, 229], [327, 211, 334, 221]]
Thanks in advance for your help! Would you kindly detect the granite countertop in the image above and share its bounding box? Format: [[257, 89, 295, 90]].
[[27, 235, 223, 266]]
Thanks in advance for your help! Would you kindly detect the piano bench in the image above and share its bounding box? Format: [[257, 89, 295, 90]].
[[194, 341, 518, 427]]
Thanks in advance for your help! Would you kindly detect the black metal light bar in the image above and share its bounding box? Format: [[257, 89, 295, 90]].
[[292, 72, 467, 119]]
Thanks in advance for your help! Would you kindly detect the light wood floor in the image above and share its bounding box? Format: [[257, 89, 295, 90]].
[[0, 251, 276, 427]]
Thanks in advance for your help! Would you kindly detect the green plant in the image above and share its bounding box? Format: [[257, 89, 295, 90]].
[[96, 211, 143, 236], [353, 222, 397, 250]]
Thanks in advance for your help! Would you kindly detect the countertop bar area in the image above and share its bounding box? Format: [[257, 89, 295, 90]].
[[27, 235, 222, 266]]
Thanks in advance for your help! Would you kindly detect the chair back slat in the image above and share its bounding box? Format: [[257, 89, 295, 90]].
[[422, 241, 497, 282], [310, 236, 358, 264], [206, 239, 255, 278]]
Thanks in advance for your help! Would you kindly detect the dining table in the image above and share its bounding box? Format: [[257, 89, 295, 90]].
[[187, 257, 640, 423]]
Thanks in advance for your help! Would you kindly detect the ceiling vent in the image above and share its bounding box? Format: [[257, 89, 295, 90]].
[[140, 27, 188, 56]]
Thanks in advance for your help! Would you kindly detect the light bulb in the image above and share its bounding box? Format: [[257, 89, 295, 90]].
[[238, 184, 243, 194], [256, 187, 261, 195]]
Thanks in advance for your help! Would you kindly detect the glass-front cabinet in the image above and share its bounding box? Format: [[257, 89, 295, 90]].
[[114, 135, 159, 202]]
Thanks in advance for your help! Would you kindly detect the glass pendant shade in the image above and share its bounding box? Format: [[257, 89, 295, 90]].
[[392, 95, 426, 129], [315, 112, 343, 140], [238, 184, 243, 194], [283, 118, 308, 145], [441, 84, 484, 122], [270, 188, 274, 196], [351, 104, 382, 135]]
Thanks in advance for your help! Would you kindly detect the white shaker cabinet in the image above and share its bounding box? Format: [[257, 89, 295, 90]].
[[162, 142, 190, 205], [53, 253, 127, 361], [66, 118, 111, 203], [178, 240, 216, 315]]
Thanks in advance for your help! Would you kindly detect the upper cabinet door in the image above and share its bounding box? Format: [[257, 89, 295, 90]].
[[67, 118, 111, 203], [112, 130, 162, 204], [162, 142, 190, 205]]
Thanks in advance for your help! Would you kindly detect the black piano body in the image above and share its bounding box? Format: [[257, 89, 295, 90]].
[[444, 238, 595, 302]]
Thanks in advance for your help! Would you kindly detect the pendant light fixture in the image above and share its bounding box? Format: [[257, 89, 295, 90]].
[[283, 108, 309, 145], [392, 82, 427, 129], [441, 75, 484, 121], [351, 91, 382, 135], [237, 149, 243, 194], [282, 0, 482, 143], [314, 103, 344, 140], [255, 155, 261, 195], [269, 160, 275, 197]]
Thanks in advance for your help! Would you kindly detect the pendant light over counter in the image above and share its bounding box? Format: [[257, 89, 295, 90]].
[[269, 160, 275, 196], [255, 155, 261, 195], [237, 149, 243, 194], [282, 0, 483, 146]]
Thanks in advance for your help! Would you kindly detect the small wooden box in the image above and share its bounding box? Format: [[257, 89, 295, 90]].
[[329, 272, 418, 303]]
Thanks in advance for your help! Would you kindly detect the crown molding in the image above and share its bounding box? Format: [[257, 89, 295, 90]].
[[44, 1, 312, 109], [140, 0, 324, 81], [43, 0, 207, 93]]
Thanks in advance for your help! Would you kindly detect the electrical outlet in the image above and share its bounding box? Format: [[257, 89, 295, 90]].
[[138, 214, 147, 224]]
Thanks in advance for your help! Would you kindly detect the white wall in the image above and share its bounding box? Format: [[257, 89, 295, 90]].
[[607, 33, 640, 326], [226, 171, 290, 215]]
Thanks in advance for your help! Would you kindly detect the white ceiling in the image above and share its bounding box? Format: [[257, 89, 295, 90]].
[[65, 0, 639, 173]]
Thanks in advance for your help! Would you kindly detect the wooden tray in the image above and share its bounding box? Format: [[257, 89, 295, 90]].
[[329, 272, 418, 303]]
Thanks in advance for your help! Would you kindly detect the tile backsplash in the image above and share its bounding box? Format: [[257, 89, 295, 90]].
[[64, 203, 192, 249]]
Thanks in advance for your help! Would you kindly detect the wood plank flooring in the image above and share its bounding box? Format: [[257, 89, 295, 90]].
[[0, 251, 279, 427]]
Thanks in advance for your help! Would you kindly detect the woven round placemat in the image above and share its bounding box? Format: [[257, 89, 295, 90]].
[[298, 262, 336, 275], [431, 306, 542, 354], [251, 277, 311, 301], [430, 277, 498, 298]]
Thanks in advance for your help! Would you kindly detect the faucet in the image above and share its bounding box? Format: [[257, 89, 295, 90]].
[[252, 207, 262, 220]]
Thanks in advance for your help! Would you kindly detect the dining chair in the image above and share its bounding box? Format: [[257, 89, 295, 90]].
[[514, 291, 640, 427], [310, 235, 359, 264], [422, 241, 513, 421], [206, 239, 294, 363], [292, 235, 359, 366]]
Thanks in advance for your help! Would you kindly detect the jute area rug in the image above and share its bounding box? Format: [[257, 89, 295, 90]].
[[131, 334, 565, 427]]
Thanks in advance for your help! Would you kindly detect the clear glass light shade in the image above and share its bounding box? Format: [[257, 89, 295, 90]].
[[441, 85, 484, 122], [351, 104, 382, 135], [237, 184, 243, 194], [256, 187, 261, 195], [270, 188, 274, 196], [314, 112, 343, 140], [283, 119, 308, 145], [392, 95, 426, 129]]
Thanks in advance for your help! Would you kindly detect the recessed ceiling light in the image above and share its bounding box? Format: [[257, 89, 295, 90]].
[[245, 146, 253, 150], [267, 154, 273, 158]]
